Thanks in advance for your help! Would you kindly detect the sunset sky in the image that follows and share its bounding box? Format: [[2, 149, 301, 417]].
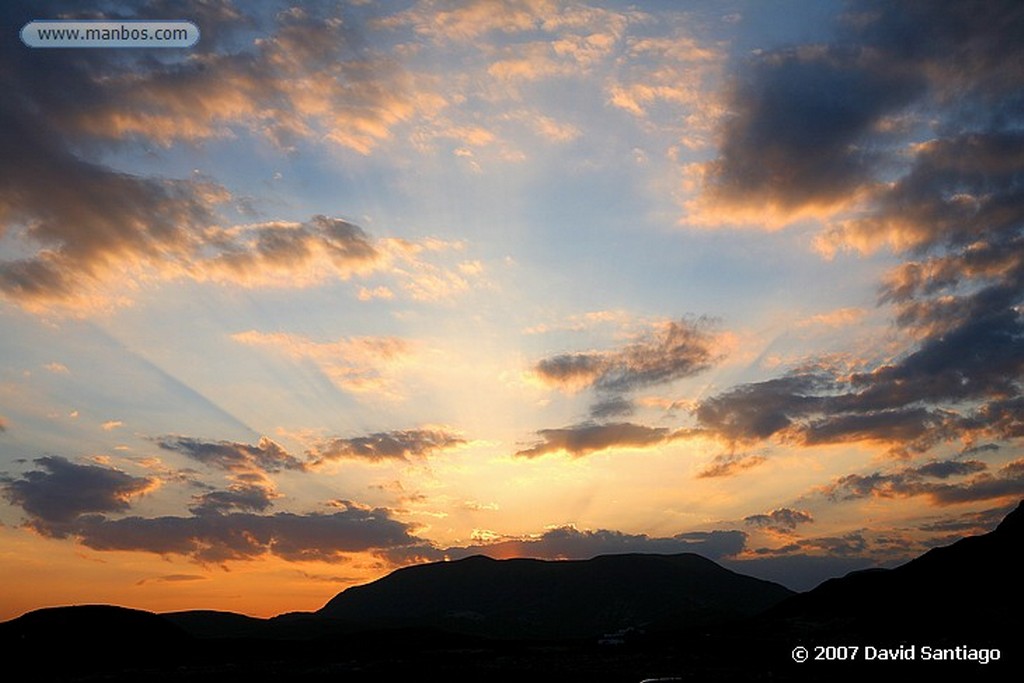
[[2, 0, 1022, 620]]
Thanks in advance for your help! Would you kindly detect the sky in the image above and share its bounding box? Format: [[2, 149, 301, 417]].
[[1, 0, 1022, 620]]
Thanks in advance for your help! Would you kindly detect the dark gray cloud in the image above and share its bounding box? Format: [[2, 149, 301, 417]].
[[157, 436, 306, 473], [914, 460, 989, 480], [800, 532, 868, 557], [853, 0, 1024, 101], [0, 114, 222, 303], [204, 216, 380, 283], [441, 526, 747, 562], [515, 422, 676, 458], [749, 531, 877, 559], [188, 484, 277, 516], [535, 318, 717, 395], [705, 45, 921, 212], [311, 428, 465, 463], [1, 456, 155, 524], [694, 312, 1024, 456], [801, 408, 934, 444], [696, 452, 767, 479], [744, 508, 814, 532], [33, 502, 423, 564], [704, 0, 1023, 215], [824, 458, 1023, 505], [588, 396, 635, 419], [959, 397, 1024, 442], [925, 465, 1024, 505], [0, 0, 223, 304], [693, 0, 1024, 471], [532, 321, 717, 455], [917, 504, 1015, 533], [1, 451, 427, 564], [694, 374, 830, 443]]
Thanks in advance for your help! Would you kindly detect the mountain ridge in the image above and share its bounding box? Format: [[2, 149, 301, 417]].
[[765, 500, 1023, 641], [316, 551, 795, 639], [1, 505, 1019, 680]]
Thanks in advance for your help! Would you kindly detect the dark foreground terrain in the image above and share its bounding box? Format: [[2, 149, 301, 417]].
[[4, 502, 1021, 682]]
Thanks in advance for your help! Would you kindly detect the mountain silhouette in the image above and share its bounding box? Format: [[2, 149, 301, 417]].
[[1, 504, 1019, 680], [0, 604, 193, 675], [317, 552, 794, 639], [766, 500, 1023, 643]]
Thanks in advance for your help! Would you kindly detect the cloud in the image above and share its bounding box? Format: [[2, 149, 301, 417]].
[[744, 508, 814, 532], [515, 422, 678, 458], [693, 304, 1023, 456], [684, 2, 1024, 475], [440, 525, 747, 562], [694, 374, 831, 443], [606, 31, 726, 148], [800, 408, 946, 450], [0, 449, 424, 563], [787, 532, 868, 558], [823, 458, 1024, 506], [380, 0, 552, 40], [197, 216, 381, 288], [0, 443, 428, 564], [0, 122, 225, 308], [700, 44, 921, 219], [188, 484, 278, 516], [797, 307, 867, 328], [231, 331, 414, 398], [381, 0, 637, 45], [917, 504, 1016, 533], [823, 133, 1024, 255], [687, 2, 1024, 465], [48, 504, 424, 564], [156, 436, 306, 474], [309, 428, 465, 464], [135, 577, 208, 589], [696, 453, 767, 478], [135, 574, 207, 586], [696, 1, 1024, 225], [39, 4, 445, 152], [0, 2, 463, 311], [1, 456, 156, 524], [588, 396, 635, 419], [536, 318, 717, 394]]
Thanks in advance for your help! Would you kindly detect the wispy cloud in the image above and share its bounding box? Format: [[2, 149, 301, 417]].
[[535, 317, 719, 396], [231, 331, 414, 398], [824, 458, 1024, 506], [515, 422, 683, 459], [156, 436, 306, 474], [744, 508, 814, 533], [309, 428, 465, 464]]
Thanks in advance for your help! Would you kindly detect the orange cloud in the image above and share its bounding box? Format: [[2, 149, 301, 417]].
[[380, 0, 556, 40], [232, 330, 415, 398]]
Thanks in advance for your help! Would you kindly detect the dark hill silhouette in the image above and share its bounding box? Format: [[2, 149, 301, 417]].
[[1, 505, 1019, 680], [0, 604, 193, 676], [317, 552, 795, 639], [0, 603, 191, 644], [766, 500, 1023, 643], [162, 608, 271, 638]]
